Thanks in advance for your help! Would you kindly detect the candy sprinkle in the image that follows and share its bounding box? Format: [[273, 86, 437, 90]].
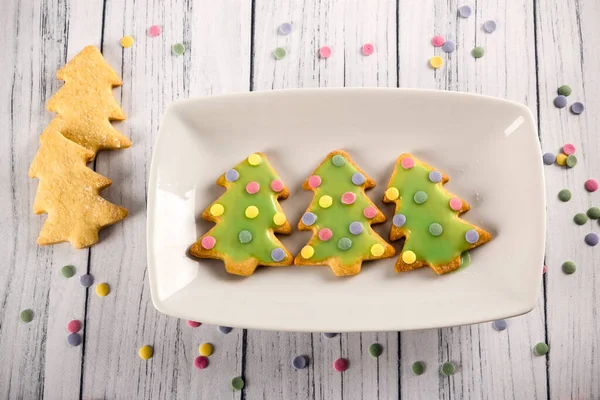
[[273, 47, 287, 60], [199, 343, 213, 356], [323, 332, 338, 338], [80, 274, 94, 287], [534, 342, 549, 356], [278, 22, 292, 35], [585, 233, 599, 247], [429, 56, 443, 69], [492, 319, 507, 331], [95, 283, 109, 297], [20, 309, 33, 323], [333, 358, 348, 372], [292, 355, 309, 369], [558, 85, 572, 96], [472, 46, 484, 59], [542, 153, 556, 165], [483, 20, 497, 33], [187, 320, 201, 328], [120, 35, 134, 48], [556, 153, 567, 166], [558, 189, 571, 202], [412, 361, 425, 375], [61, 265, 75, 278], [554, 95, 568, 109], [362, 43, 375, 56], [458, 5, 472, 18], [67, 319, 81, 333], [562, 143, 576, 155], [588, 207, 600, 220], [431, 35, 445, 47], [231, 376, 244, 390], [195, 356, 209, 370], [148, 25, 162, 37], [319, 46, 332, 59], [570, 102, 585, 115], [585, 179, 599, 192], [172, 43, 185, 56], [566, 155, 577, 168], [562, 261, 576, 275], [574, 213, 588, 225], [218, 326, 233, 334], [368, 343, 383, 358], [67, 333, 82, 347], [139, 345, 153, 360], [442, 40, 456, 53], [441, 362, 456, 376]]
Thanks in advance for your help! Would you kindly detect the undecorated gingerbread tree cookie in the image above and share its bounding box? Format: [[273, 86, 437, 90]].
[[190, 153, 293, 276], [295, 150, 395, 276], [383, 153, 492, 274]]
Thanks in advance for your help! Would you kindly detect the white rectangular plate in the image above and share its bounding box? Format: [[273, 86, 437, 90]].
[[147, 88, 545, 332]]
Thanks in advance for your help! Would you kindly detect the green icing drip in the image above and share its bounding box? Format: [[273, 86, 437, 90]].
[[389, 159, 476, 265], [459, 251, 471, 269]]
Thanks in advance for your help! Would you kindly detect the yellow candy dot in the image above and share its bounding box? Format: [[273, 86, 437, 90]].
[[402, 251, 417, 264], [273, 212, 286, 226], [319, 195, 333, 208], [139, 345, 153, 360], [248, 153, 262, 166], [429, 56, 443, 69], [385, 187, 399, 201], [371, 244, 385, 257], [95, 283, 110, 297], [199, 343, 213, 356], [301, 245, 315, 259], [210, 203, 224, 217], [245, 205, 259, 219], [120, 35, 134, 48], [556, 153, 567, 166]]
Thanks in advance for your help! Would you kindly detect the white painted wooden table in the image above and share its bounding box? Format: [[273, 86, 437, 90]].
[[2, 0, 599, 399]]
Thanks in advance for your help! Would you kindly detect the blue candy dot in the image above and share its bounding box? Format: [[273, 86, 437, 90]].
[[393, 214, 406, 227], [302, 212, 317, 226], [465, 229, 479, 244], [429, 171, 443, 183], [352, 172, 366, 185], [271, 248, 286, 262], [225, 169, 239, 182], [349, 221, 363, 235]]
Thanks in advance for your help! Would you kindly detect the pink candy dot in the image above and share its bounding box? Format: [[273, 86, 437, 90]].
[[363, 206, 377, 219], [585, 178, 598, 192], [148, 25, 162, 37], [542, 265, 547, 274], [271, 179, 284, 192], [194, 356, 209, 369], [187, 320, 201, 328], [562, 143, 576, 155], [320, 46, 332, 59], [432, 35, 445, 47], [333, 358, 348, 372], [341, 192, 356, 205], [318, 228, 333, 241], [362, 43, 374, 56], [308, 175, 322, 189], [401, 157, 415, 169], [449, 198, 462, 211], [67, 320, 81, 333], [246, 181, 260, 194], [201, 236, 216, 249]]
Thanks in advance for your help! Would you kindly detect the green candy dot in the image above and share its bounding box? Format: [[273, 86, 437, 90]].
[[238, 230, 253, 244], [20, 309, 33, 323], [332, 154, 346, 167], [231, 376, 245, 391], [414, 191, 428, 204], [566, 155, 577, 168], [558, 189, 571, 202], [459, 251, 472, 269], [411, 361, 425, 375], [534, 342, 549, 356], [472, 46, 484, 58], [61, 265, 75, 278], [428, 222, 443, 236], [558, 85, 572, 96], [368, 343, 383, 358], [273, 47, 286, 60], [441, 362, 456, 376], [338, 237, 352, 250], [587, 207, 600, 220], [562, 260, 576, 274], [574, 213, 588, 225], [172, 43, 185, 56]]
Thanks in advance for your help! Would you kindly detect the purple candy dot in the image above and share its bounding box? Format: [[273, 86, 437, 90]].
[[429, 170, 443, 183], [79, 274, 94, 287], [271, 248, 286, 262], [492, 319, 507, 331], [352, 173, 366, 185], [67, 333, 82, 346], [349, 221, 363, 235], [323, 332, 338, 338], [225, 169, 239, 182], [554, 95, 567, 108], [465, 229, 479, 244], [393, 214, 406, 227], [571, 102, 585, 115], [442, 40, 456, 53], [218, 326, 233, 334], [302, 212, 317, 226], [542, 153, 556, 165], [292, 355, 309, 369], [585, 233, 599, 246]]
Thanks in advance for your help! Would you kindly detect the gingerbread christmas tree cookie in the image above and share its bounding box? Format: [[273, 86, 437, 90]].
[[383, 153, 492, 274], [294, 150, 395, 276], [190, 153, 293, 276]]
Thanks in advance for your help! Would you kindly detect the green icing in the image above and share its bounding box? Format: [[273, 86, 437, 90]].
[[204, 155, 288, 263], [459, 251, 471, 269], [389, 158, 477, 265]]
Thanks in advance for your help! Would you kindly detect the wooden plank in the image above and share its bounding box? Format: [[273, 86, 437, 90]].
[[245, 1, 398, 399], [80, 0, 252, 398], [535, 0, 600, 398], [0, 0, 104, 399], [398, 0, 548, 399]]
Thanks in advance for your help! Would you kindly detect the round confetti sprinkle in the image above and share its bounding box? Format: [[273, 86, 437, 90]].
[[429, 56, 443, 69], [308, 175, 322, 189], [246, 181, 260, 194], [363, 206, 377, 219], [218, 326, 233, 334], [239, 230, 253, 244], [558, 189, 571, 202], [483, 20, 497, 33], [248, 153, 262, 165], [279, 22, 292, 35], [542, 152, 556, 165], [195, 356, 209, 369], [332, 154, 345, 166], [341, 192, 356, 205], [441, 362, 456, 376], [245, 205, 259, 219], [585, 179, 599, 192], [338, 237, 352, 250], [370, 244, 385, 257], [318, 228, 333, 241], [429, 171, 443, 183], [225, 169, 239, 182], [139, 345, 153, 360], [554, 95, 567, 108], [458, 5, 472, 18], [95, 283, 109, 297], [188, 320, 201, 328], [431, 35, 445, 47], [20, 309, 33, 323], [429, 223, 443, 236], [319, 46, 332, 59], [349, 221, 363, 235], [201, 236, 216, 250], [80, 274, 94, 287], [465, 229, 479, 244], [352, 173, 366, 185], [570, 102, 585, 115], [534, 342, 549, 356], [401, 157, 415, 169], [558, 85, 572, 96], [556, 153, 567, 166], [274, 47, 287, 60], [362, 43, 375, 56], [292, 355, 309, 369], [271, 248, 286, 262], [302, 212, 317, 226], [393, 214, 406, 227], [67, 333, 82, 347], [449, 197, 462, 211], [199, 343, 213, 356], [414, 191, 428, 204], [442, 40, 456, 53], [385, 187, 400, 200], [402, 251, 416, 264], [412, 361, 425, 375], [574, 213, 588, 225], [271, 179, 284, 192], [67, 320, 81, 333], [147, 25, 162, 37], [120, 35, 134, 48], [492, 319, 507, 331], [543, 265, 547, 274], [562, 261, 576, 275], [319, 195, 333, 208], [61, 265, 75, 278], [333, 358, 348, 372], [172, 43, 185, 55], [301, 245, 315, 259], [472, 46, 484, 58], [323, 332, 338, 338], [368, 343, 383, 357], [585, 233, 599, 246], [210, 203, 225, 217], [232, 376, 245, 390], [588, 207, 600, 219], [566, 155, 577, 168], [562, 143, 576, 155]]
